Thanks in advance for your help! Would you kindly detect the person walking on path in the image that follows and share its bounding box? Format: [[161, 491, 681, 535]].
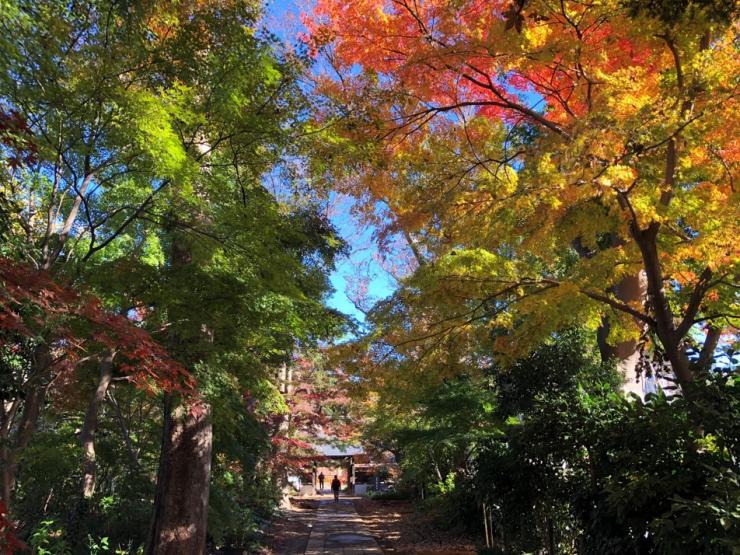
[[331, 475, 341, 502], [318, 472, 325, 493]]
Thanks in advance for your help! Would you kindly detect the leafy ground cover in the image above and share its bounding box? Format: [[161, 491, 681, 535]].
[[354, 498, 476, 555], [260, 500, 315, 555]]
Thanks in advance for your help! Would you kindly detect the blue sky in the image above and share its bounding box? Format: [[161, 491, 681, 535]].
[[260, 0, 549, 329], [265, 0, 302, 26], [263, 0, 397, 326], [325, 194, 397, 326]]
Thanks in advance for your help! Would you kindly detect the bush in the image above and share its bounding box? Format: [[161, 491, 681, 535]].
[[367, 489, 410, 501], [475, 373, 740, 554], [366, 331, 740, 553]]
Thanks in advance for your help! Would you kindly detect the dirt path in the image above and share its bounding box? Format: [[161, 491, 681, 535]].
[[264, 496, 476, 554], [304, 497, 383, 554], [353, 498, 476, 555], [262, 499, 316, 554]]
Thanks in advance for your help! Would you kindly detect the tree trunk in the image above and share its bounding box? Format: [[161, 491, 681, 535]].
[[576, 233, 647, 398], [0, 454, 13, 510], [596, 271, 647, 397], [0, 344, 52, 511], [0, 403, 17, 507], [146, 398, 213, 555], [147, 229, 213, 553], [80, 351, 115, 498], [697, 325, 722, 376], [546, 516, 556, 555], [632, 224, 695, 394], [482, 503, 490, 548], [276, 363, 295, 508]]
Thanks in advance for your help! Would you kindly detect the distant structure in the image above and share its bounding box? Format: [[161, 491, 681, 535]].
[[289, 444, 398, 495]]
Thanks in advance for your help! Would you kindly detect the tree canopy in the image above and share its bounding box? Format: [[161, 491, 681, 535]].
[[307, 0, 738, 396], [0, 0, 737, 552]]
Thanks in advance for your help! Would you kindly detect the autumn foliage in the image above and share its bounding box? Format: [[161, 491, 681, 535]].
[[0, 0, 736, 551], [306, 0, 739, 394], [268, 355, 356, 473], [0, 109, 36, 170], [0, 258, 194, 395]]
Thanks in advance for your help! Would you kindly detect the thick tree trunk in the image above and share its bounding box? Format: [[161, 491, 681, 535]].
[[146, 398, 213, 555], [147, 229, 213, 553], [575, 234, 647, 397], [80, 351, 115, 498]]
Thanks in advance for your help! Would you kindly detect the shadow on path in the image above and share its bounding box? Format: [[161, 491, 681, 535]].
[[304, 497, 384, 554]]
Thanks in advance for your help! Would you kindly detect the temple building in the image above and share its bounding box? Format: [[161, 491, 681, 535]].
[[289, 444, 398, 495]]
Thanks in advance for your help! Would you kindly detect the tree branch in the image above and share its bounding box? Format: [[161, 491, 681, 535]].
[[675, 267, 713, 339]]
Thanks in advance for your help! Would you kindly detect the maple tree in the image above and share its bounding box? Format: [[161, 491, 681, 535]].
[[0, 258, 192, 510], [268, 352, 356, 481], [303, 3, 740, 549], [0, 0, 735, 551], [0, 259, 193, 393], [306, 0, 739, 397]]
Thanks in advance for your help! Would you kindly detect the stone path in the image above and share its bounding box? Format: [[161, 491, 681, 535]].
[[304, 497, 383, 554]]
